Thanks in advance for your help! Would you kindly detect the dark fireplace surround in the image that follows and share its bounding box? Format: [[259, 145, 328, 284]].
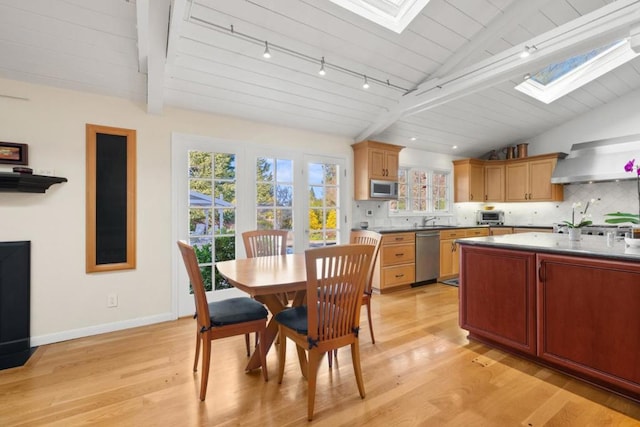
[[0, 241, 35, 369]]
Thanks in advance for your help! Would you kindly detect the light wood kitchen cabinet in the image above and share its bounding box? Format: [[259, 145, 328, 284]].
[[438, 228, 489, 280], [513, 227, 552, 234], [352, 140, 404, 200], [505, 153, 564, 202], [490, 227, 513, 235], [372, 232, 415, 293], [453, 159, 485, 202], [484, 161, 505, 202]]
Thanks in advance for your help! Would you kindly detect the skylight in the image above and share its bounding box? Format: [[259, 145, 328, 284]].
[[329, 0, 430, 33], [515, 39, 639, 104]]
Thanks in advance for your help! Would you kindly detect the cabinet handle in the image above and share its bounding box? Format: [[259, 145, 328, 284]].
[[524, 193, 528, 200], [395, 253, 404, 257], [450, 242, 455, 252], [485, 195, 488, 201], [395, 273, 404, 278], [538, 261, 545, 282], [529, 193, 532, 199], [470, 194, 474, 200]]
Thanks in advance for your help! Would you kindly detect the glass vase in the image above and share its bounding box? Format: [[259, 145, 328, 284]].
[[568, 228, 581, 241]]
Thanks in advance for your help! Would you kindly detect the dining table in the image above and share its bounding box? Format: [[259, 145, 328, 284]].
[[215, 253, 308, 373]]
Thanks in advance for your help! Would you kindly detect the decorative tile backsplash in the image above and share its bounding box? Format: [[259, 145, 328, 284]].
[[352, 180, 639, 228]]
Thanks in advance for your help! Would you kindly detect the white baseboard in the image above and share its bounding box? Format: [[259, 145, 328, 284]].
[[30, 312, 177, 347]]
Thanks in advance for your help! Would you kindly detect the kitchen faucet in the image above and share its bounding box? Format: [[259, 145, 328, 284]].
[[422, 216, 437, 226]]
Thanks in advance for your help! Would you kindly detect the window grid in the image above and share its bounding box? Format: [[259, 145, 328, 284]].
[[390, 167, 450, 214]]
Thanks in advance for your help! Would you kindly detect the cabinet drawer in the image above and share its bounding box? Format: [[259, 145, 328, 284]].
[[465, 228, 489, 237], [440, 229, 466, 239], [381, 243, 415, 266], [382, 232, 415, 245], [382, 264, 415, 287]]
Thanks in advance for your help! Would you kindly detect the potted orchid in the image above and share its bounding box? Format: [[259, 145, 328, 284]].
[[605, 158, 640, 226], [563, 199, 595, 241]]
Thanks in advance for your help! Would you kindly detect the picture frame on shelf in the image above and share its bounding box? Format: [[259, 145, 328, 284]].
[[0, 142, 28, 165]]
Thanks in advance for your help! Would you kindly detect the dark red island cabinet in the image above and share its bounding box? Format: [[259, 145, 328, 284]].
[[459, 246, 537, 355], [459, 245, 640, 401], [537, 253, 640, 397]]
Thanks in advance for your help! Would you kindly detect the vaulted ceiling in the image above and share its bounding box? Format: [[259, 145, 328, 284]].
[[2, 0, 640, 158]]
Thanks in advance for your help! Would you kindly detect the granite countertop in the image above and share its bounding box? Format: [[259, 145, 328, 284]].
[[364, 225, 487, 234], [359, 224, 554, 234], [457, 232, 640, 261]]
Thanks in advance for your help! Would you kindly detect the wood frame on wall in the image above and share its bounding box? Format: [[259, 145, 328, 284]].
[[86, 124, 137, 273]]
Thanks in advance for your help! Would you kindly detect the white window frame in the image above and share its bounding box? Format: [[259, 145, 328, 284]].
[[389, 166, 451, 215]]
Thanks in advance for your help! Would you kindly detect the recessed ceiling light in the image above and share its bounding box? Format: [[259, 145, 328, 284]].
[[452, 146, 458, 150], [410, 137, 416, 141]]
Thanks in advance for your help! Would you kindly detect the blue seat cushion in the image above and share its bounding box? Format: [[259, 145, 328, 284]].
[[274, 306, 308, 334], [209, 297, 268, 326]]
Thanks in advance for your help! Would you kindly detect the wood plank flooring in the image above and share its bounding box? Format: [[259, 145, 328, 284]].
[[1, 283, 639, 426]]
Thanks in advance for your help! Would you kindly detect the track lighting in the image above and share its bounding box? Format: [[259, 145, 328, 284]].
[[520, 45, 537, 58], [192, 19, 411, 93], [318, 57, 326, 76], [263, 41, 271, 59], [523, 73, 531, 80]]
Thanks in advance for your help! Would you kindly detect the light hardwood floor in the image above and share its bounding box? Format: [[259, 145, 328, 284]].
[[1, 284, 639, 426]]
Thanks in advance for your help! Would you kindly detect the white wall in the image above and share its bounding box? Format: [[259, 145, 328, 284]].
[[0, 78, 353, 345]]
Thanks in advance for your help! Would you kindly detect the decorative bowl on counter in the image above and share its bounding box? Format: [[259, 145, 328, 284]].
[[483, 206, 495, 210]]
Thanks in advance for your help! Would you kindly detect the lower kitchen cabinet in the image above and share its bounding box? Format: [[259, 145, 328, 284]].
[[537, 254, 640, 395], [513, 227, 552, 234], [490, 227, 513, 236], [459, 246, 537, 354], [372, 232, 415, 293], [438, 228, 489, 281]]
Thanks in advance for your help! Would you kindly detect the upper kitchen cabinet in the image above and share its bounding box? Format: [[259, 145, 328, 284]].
[[484, 161, 505, 202], [453, 159, 484, 202], [505, 153, 565, 202], [352, 140, 404, 200]]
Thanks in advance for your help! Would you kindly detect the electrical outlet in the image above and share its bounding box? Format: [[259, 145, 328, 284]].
[[107, 293, 118, 308], [365, 209, 373, 217]]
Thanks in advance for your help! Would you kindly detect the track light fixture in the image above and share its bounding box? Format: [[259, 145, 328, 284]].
[[362, 75, 370, 89], [523, 73, 531, 80], [263, 41, 271, 59], [520, 45, 537, 58], [318, 57, 326, 76], [188, 18, 411, 93]]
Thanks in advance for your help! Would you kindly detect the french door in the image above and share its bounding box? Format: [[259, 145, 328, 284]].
[[172, 134, 348, 317]]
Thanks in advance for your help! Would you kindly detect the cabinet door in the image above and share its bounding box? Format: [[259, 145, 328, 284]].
[[537, 254, 640, 393], [459, 246, 537, 354], [453, 160, 485, 202], [439, 238, 455, 278], [505, 162, 528, 202], [528, 158, 555, 201], [368, 149, 387, 179], [484, 163, 504, 202], [385, 151, 399, 179]]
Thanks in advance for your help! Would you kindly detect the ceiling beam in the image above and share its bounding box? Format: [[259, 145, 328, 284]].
[[137, 0, 171, 114], [431, 0, 555, 78], [357, 0, 640, 142]]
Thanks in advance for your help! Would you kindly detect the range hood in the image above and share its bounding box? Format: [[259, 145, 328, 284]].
[[551, 134, 640, 184]]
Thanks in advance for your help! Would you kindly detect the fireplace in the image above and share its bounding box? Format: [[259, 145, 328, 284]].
[[0, 241, 34, 369]]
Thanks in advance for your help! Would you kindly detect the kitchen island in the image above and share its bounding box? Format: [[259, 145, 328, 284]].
[[456, 232, 640, 402]]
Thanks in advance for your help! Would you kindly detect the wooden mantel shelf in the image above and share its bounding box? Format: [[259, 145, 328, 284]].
[[0, 172, 67, 193]]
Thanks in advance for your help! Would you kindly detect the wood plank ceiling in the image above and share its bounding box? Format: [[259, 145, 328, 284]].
[[1, 0, 640, 158]]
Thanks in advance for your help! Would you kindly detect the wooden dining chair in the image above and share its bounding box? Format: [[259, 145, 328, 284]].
[[274, 244, 374, 420], [177, 241, 268, 401], [242, 229, 289, 258], [328, 230, 382, 368]]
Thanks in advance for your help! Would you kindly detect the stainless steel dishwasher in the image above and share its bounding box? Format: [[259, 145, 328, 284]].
[[415, 231, 440, 284]]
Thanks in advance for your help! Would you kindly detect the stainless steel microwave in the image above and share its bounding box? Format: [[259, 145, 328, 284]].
[[370, 180, 398, 199], [476, 210, 504, 225]]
